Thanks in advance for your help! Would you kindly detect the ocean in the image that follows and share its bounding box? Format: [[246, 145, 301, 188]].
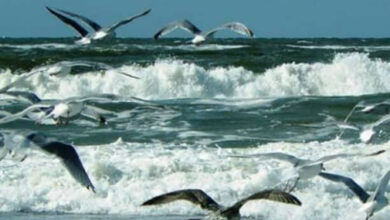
[[0, 38, 390, 219]]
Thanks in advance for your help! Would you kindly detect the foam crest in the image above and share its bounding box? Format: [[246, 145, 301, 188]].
[[0, 139, 388, 219], [2, 53, 390, 100]]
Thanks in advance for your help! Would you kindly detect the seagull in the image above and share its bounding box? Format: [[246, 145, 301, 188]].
[[154, 20, 254, 45], [46, 6, 151, 44], [0, 95, 114, 125], [319, 170, 390, 220], [230, 150, 385, 192], [142, 189, 301, 220], [359, 113, 390, 143], [0, 60, 139, 92], [0, 131, 95, 192]]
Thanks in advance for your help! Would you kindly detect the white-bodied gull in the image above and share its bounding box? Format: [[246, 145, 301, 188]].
[[359, 113, 390, 143], [319, 170, 390, 220], [46, 7, 151, 44], [0, 95, 114, 125], [154, 20, 254, 45], [230, 150, 385, 192], [142, 188, 301, 220], [0, 131, 95, 192]]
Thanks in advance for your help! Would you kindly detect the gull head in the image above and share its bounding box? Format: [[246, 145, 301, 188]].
[[360, 128, 375, 143]]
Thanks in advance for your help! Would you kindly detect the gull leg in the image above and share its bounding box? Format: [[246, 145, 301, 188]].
[[282, 179, 292, 191], [287, 177, 300, 192], [20, 155, 28, 162]]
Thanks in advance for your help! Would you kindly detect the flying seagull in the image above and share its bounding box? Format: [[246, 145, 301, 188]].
[[359, 113, 390, 143], [0, 132, 95, 192], [0, 95, 114, 125], [142, 189, 301, 220], [46, 7, 151, 44], [338, 100, 390, 140], [230, 150, 385, 192], [154, 20, 254, 45], [319, 170, 390, 220]]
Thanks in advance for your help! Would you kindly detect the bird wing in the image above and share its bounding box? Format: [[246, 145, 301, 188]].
[[315, 149, 385, 163], [0, 69, 41, 93], [46, 7, 88, 37], [1, 91, 41, 104], [142, 189, 220, 212], [227, 189, 301, 214], [154, 20, 202, 39], [318, 172, 369, 203], [64, 95, 114, 103], [106, 9, 151, 33], [54, 8, 102, 31], [205, 22, 254, 38], [373, 169, 390, 201], [81, 105, 106, 124], [0, 104, 51, 124], [229, 152, 301, 166], [88, 62, 140, 79], [39, 141, 95, 192]]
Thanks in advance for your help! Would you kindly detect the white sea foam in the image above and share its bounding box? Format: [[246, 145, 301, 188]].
[[0, 43, 77, 50], [288, 44, 390, 52], [0, 139, 388, 219], [2, 53, 390, 100]]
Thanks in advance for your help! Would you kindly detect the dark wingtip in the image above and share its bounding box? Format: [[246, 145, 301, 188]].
[[153, 33, 160, 40], [141, 200, 152, 206], [371, 149, 386, 156], [145, 9, 152, 14], [88, 184, 96, 193]]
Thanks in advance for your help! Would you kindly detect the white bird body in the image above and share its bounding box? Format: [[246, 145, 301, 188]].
[[192, 34, 206, 45], [320, 169, 390, 219], [231, 150, 385, 191], [75, 37, 91, 45], [297, 162, 323, 179], [91, 29, 115, 40]]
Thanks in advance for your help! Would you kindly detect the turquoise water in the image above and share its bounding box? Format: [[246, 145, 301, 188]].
[[1, 38, 390, 219]]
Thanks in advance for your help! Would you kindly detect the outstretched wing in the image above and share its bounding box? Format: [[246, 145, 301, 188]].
[[154, 20, 202, 39], [205, 22, 254, 38], [227, 189, 301, 213], [319, 172, 369, 203], [39, 141, 95, 192], [142, 189, 220, 212], [46, 7, 88, 37], [229, 152, 301, 166], [106, 9, 151, 33], [81, 105, 106, 124], [316, 149, 385, 163], [0, 104, 51, 124], [54, 8, 102, 31], [373, 169, 390, 201], [0, 69, 42, 93]]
